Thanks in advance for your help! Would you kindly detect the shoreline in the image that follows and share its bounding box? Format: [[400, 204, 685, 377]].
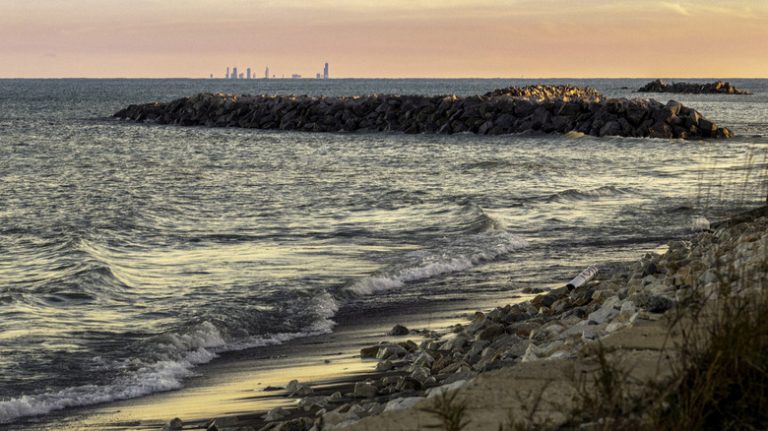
[[4, 236, 673, 431], [0, 78, 751, 428], [167, 204, 767, 431], [14, 207, 768, 431], [9, 293, 532, 431], [8, 209, 764, 430]]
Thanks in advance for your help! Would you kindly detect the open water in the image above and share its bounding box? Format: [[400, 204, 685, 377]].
[[1, 78, 767, 426]]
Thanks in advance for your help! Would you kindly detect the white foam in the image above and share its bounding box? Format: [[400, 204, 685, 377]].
[[154, 321, 227, 359], [0, 293, 341, 425], [347, 232, 528, 295], [0, 358, 193, 424]]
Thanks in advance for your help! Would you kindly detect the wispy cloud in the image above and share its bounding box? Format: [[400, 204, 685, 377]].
[[660, 1, 691, 16]]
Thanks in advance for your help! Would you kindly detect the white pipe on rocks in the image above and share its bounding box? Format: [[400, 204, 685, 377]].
[[566, 265, 599, 290]]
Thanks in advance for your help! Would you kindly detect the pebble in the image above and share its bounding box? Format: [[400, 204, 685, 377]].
[[243, 214, 768, 431]]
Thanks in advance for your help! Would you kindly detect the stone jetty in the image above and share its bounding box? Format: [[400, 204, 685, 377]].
[[114, 85, 733, 139], [638, 79, 751, 95]]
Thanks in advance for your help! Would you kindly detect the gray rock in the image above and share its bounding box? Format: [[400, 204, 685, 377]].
[[163, 418, 183, 431], [353, 382, 378, 398], [582, 325, 604, 340], [487, 333, 524, 353], [376, 344, 407, 360], [412, 351, 435, 367], [273, 417, 314, 431], [202, 419, 220, 431], [299, 396, 329, 410], [599, 120, 622, 137], [559, 319, 589, 339], [263, 407, 290, 421], [439, 334, 470, 352], [321, 409, 360, 429], [375, 359, 395, 371], [395, 376, 422, 391], [286, 379, 313, 397], [666, 100, 683, 116], [442, 370, 476, 385], [478, 120, 494, 135], [476, 323, 506, 341], [388, 324, 409, 336], [587, 299, 620, 324], [410, 366, 432, 384], [398, 339, 419, 352], [465, 315, 489, 335], [633, 293, 674, 313], [384, 396, 424, 412], [360, 345, 381, 358], [530, 293, 558, 308]]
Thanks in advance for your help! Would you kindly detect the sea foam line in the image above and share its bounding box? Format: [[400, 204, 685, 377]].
[[347, 232, 528, 296], [0, 293, 339, 425]]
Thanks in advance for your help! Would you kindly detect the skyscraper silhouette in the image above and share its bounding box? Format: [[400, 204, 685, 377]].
[[265, 66, 270, 79], [246, 68, 252, 80], [226, 67, 230, 79], [323, 62, 329, 80]]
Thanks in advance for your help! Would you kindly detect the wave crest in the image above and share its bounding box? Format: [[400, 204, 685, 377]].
[[347, 231, 527, 296], [0, 292, 339, 425], [540, 185, 635, 203]]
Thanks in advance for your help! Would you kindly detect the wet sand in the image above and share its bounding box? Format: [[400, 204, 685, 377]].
[[12, 292, 534, 431]]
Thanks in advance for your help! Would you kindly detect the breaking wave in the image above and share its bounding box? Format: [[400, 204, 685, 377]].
[[537, 185, 636, 203], [0, 292, 338, 424], [347, 230, 528, 296]]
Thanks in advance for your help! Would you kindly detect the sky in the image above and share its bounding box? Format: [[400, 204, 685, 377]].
[[0, 0, 766, 78]]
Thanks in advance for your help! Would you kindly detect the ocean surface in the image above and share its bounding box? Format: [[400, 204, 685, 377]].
[[1, 78, 767, 426]]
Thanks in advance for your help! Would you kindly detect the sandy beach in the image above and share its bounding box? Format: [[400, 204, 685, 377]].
[[12, 290, 532, 430], [114, 205, 767, 431]]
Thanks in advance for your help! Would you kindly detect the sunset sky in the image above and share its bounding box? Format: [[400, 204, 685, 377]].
[[1, 0, 766, 78]]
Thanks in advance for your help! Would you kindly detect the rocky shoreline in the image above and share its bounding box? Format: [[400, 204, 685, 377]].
[[114, 85, 733, 139], [160, 207, 768, 431], [638, 79, 751, 95]]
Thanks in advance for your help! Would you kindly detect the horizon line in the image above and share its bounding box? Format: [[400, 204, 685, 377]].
[[1, 76, 767, 80]]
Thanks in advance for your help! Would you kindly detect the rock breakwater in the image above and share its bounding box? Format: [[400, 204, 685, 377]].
[[638, 79, 751, 95], [114, 85, 733, 139]]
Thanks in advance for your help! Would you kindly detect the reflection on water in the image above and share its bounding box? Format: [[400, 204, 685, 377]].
[[0, 78, 767, 426]]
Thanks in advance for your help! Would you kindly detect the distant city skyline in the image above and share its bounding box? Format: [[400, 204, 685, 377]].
[[0, 1, 767, 78], [221, 62, 330, 80]]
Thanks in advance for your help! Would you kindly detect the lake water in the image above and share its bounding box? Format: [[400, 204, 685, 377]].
[[1, 78, 767, 426]]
